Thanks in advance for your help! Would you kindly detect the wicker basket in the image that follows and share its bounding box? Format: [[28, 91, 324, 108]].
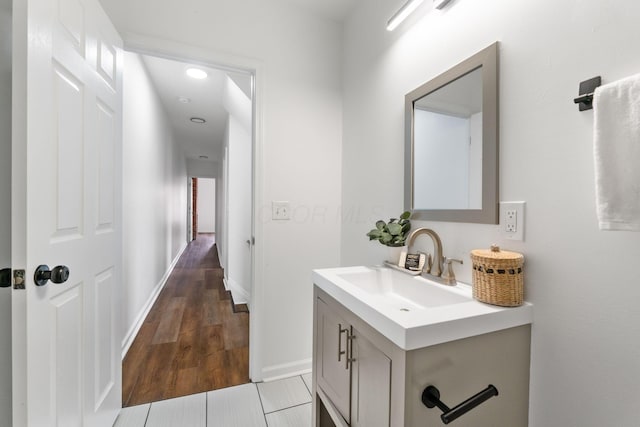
[[470, 245, 524, 307]]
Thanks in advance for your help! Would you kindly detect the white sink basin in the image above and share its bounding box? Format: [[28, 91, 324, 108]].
[[312, 266, 533, 350], [335, 268, 470, 310]]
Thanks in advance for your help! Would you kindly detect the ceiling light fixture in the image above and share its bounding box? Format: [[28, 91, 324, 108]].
[[186, 68, 208, 79], [386, 0, 424, 31], [190, 117, 206, 124], [178, 96, 191, 104]]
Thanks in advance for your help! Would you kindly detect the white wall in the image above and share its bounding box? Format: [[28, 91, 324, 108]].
[[101, 0, 343, 379], [121, 51, 188, 352], [0, 0, 12, 423], [216, 146, 228, 272], [223, 76, 252, 304], [187, 158, 218, 179], [197, 178, 216, 233], [342, 1, 640, 426]]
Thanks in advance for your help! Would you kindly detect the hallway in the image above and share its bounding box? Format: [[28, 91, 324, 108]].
[[122, 234, 249, 407]]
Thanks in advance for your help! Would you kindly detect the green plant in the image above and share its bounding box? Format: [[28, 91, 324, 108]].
[[366, 211, 412, 247]]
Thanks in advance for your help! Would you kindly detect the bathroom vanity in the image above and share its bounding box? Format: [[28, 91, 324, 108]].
[[312, 266, 533, 427]]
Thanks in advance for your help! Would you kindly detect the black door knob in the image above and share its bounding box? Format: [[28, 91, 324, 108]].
[[0, 268, 10, 288], [34, 265, 70, 287]]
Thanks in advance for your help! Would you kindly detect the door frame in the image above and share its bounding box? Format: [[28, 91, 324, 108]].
[[187, 177, 193, 243], [191, 177, 197, 241], [124, 34, 265, 382]]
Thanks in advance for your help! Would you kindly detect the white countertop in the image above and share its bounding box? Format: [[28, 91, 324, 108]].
[[312, 265, 533, 350]]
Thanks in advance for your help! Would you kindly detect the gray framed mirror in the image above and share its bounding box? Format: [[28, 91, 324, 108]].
[[404, 42, 499, 224]]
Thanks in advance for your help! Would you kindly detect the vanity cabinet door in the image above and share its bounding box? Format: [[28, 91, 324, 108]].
[[350, 327, 391, 427], [316, 297, 352, 424]]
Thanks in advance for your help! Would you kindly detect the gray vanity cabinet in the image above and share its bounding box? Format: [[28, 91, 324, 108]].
[[313, 285, 531, 427]]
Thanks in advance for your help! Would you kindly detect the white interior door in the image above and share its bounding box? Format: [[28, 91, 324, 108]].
[[12, 0, 123, 425]]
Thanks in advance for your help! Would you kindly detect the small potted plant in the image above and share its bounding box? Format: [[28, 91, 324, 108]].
[[366, 211, 411, 247]]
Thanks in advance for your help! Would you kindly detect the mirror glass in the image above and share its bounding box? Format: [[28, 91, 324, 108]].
[[404, 43, 499, 224]]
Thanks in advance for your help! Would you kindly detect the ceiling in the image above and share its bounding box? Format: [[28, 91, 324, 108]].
[[280, 0, 358, 21], [141, 54, 252, 162]]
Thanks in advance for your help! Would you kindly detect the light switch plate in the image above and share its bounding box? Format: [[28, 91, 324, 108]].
[[500, 201, 525, 241], [272, 201, 290, 220]]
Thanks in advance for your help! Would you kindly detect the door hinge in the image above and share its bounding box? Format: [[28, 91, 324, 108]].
[[0, 269, 25, 289], [14, 270, 26, 290]]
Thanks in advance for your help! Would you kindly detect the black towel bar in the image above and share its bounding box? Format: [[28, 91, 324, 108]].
[[574, 76, 601, 111], [573, 93, 594, 105], [421, 384, 499, 424]]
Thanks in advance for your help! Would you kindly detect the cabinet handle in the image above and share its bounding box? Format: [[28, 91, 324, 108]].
[[346, 332, 355, 370], [338, 324, 348, 363]]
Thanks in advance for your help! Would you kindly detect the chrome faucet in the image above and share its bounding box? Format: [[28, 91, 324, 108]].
[[406, 228, 444, 277]]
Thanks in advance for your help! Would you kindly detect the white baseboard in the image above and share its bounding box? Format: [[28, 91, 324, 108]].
[[121, 243, 187, 359], [226, 277, 250, 305], [261, 358, 312, 382]]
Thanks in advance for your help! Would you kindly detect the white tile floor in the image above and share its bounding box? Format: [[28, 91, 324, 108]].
[[114, 374, 314, 427]]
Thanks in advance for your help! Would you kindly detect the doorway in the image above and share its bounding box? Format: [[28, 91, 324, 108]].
[[8, 12, 263, 420], [119, 50, 256, 405], [191, 177, 217, 241]]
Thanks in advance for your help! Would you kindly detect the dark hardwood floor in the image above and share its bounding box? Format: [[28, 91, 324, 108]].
[[122, 233, 249, 407]]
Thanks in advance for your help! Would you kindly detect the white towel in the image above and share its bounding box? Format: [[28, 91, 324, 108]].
[[593, 73, 640, 231]]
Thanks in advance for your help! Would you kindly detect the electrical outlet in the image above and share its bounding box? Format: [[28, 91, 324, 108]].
[[500, 202, 525, 241], [505, 210, 517, 232], [272, 201, 290, 220]]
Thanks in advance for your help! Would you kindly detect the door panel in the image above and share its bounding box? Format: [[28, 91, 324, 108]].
[[58, 0, 85, 53], [96, 100, 116, 232], [51, 285, 83, 426], [12, 0, 123, 425], [316, 297, 351, 423], [93, 268, 115, 408], [53, 64, 85, 238], [97, 41, 117, 87], [351, 328, 391, 427]]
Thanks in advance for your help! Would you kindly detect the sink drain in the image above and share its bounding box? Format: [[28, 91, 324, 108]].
[[400, 308, 410, 312]]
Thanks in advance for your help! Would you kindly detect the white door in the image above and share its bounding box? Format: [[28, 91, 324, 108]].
[[12, 0, 123, 425]]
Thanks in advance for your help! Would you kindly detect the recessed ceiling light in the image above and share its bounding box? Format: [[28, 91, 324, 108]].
[[186, 68, 208, 79], [190, 117, 206, 124], [199, 155, 209, 159], [178, 96, 191, 104]]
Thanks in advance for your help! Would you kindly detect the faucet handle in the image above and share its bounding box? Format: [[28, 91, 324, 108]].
[[418, 252, 433, 274], [441, 257, 463, 285]]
